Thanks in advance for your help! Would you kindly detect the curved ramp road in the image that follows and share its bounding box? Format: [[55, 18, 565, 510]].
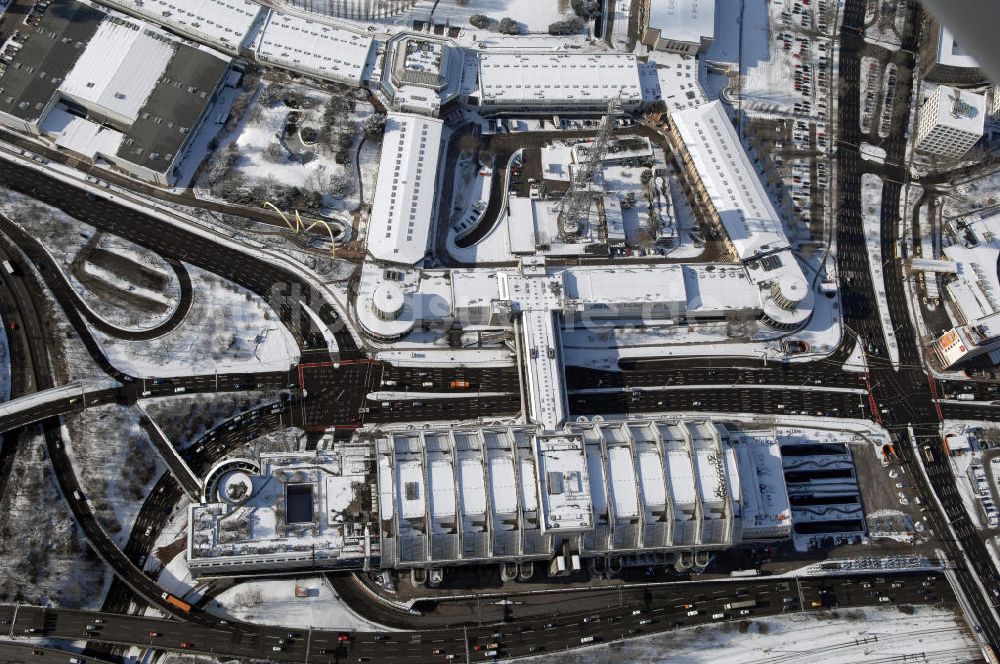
[[0, 156, 360, 361], [0, 214, 194, 341]]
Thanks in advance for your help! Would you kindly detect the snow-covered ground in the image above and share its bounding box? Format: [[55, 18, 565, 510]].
[[861, 173, 900, 368], [0, 429, 109, 608], [207, 577, 392, 631], [62, 406, 166, 547], [530, 605, 978, 664], [89, 265, 299, 378], [1, 188, 182, 331], [940, 168, 1000, 219], [201, 80, 375, 217]]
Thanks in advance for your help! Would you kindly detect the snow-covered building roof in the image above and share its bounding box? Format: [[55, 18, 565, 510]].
[[254, 12, 374, 86], [59, 19, 175, 125], [647, 0, 715, 48], [96, 0, 263, 52], [366, 113, 444, 265], [40, 107, 124, 159], [922, 85, 985, 137], [670, 101, 789, 260], [535, 435, 593, 533], [478, 52, 644, 109], [943, 213, 1000, 324], [189, 421, 798, 574], [187, 449, 381, 575], [499, 270, 567, 432], [563, 265, 687, 310], [937, 26, 981, 69]]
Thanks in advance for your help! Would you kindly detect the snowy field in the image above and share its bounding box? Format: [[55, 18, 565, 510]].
[[62, 406, 165, 547], [531, 605, 978, 664], [940, 167, 1000, 219], [208, 578, 391, 631], [0, 429, 108, 607], [89, 265, 300, 378]]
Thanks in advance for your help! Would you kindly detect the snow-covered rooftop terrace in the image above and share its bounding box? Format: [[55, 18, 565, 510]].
[[188, 449, 379, 574]]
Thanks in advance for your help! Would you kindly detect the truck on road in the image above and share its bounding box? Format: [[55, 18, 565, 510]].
[[723, 599, 757, 611], [161, 592, 192, 613]]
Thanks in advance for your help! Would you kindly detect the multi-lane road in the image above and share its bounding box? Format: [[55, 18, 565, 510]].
[[0, 0, 998, 660], [0, 572, 954, 663]]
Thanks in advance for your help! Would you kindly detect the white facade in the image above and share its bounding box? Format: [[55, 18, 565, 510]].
[[366, 112, 444, 265], [643, 0, 715, 54], [915, 85, 985, 159], [477, 52, 644, 112]]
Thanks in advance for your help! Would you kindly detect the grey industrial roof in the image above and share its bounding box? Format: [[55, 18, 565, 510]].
[[0, 0, 104, 122], [116, 44, 229, 174]]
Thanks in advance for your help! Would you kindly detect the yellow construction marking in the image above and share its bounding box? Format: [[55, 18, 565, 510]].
[[263, 201, 297, 232]]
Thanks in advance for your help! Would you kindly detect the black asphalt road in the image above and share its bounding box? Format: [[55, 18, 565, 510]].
[[0, 572, 954, 663]]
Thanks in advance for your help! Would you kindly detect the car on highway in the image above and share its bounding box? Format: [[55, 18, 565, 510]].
[[338, 633, 351, 642], [686, 610, 699, 616], [431, 649, 445, 655], [179, 642, 193, 649], [148, 631, 160, 637]]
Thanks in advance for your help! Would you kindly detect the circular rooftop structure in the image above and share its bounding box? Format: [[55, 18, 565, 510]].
[[372, 282, 406, 321], [220, 471, 255, 505], [770, 272, 809, 311]]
